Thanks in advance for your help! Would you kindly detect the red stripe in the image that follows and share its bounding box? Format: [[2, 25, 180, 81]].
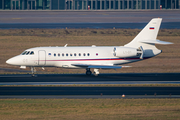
[[38, 58, 149, 62]]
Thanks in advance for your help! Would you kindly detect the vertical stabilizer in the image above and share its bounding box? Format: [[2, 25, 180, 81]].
[[124, 18, 162, 49]]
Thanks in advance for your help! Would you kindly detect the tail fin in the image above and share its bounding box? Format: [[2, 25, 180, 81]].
[[124, 18, 172, 49]]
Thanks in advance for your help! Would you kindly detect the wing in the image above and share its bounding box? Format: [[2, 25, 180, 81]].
[[71, 64, 130, 69]]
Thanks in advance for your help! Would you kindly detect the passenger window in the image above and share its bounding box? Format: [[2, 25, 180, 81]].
[[48, 53, 51, 56], [74, 53, 76, 56], [79, 53, 81, 56], [58, 53, 60, 57], [66, 53, 68, 56], [83, 53, 86, 56], [96, 53, 98, 56], [22, 51, 27, 55], [87, 53, 90, 56], [54, 53, 56, 57], [62, 53, 64, 56], [30, 51, 34, 55], [26, 51, 30, 55], [70, 53, 72, 56]]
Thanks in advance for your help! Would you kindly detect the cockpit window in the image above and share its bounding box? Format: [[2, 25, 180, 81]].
[[21, 51, 34, 55], [26, 51, 30, 55], [21, 51, 27, 55], [30, 51, 34, 55]]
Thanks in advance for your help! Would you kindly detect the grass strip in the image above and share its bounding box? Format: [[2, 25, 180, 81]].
[[0, 99, 180, 120]]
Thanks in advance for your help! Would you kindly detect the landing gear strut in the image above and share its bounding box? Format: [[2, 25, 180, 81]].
[[31, 67, 36, 77], [86, 68, 92, 75]]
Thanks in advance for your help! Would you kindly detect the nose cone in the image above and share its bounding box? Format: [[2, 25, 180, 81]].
[[6, 58, 16, 65], [6, 59, 12, 65], [6, 56, 22, 65]]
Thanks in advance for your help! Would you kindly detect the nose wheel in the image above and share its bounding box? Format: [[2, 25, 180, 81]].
[[86, 68, 92, 75]]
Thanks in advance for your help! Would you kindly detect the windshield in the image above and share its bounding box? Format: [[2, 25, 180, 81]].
[[30, 51, 34, 55], [26, 51, 30, 55], [21, 51, 34, 55], [21, 51, 27, 55]]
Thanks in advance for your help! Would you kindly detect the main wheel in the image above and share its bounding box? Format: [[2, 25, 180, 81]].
[[86, 70, 92, 75]]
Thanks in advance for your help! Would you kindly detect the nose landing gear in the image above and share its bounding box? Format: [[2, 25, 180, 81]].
[[31, 67, 36, 77]]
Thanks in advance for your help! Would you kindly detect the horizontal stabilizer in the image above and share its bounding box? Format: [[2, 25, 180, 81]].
[[140, 39, 173, 45], [72, 64, 130, 69]]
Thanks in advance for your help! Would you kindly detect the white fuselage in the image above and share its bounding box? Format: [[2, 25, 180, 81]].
[[6, 46, 161, 68]]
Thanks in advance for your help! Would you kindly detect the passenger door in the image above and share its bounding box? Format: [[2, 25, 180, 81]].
[[38, 50, 46, 66]]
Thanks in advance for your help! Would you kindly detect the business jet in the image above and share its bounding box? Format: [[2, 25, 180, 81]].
[[6, 18, 172, 76]]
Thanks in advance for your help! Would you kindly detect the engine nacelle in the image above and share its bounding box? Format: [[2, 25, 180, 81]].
[[114, 47, 142, 58]]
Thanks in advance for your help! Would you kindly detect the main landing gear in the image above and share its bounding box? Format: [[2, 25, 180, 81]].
[[86, 68, 99, 76], [86, 68, 92, 75]]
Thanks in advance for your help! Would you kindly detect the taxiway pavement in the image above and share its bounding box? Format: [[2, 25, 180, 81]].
[[0, 73, 179, 99], [0, 73, 180, 83], [1, 10, 180, 29], [1, 10, 180, 23]]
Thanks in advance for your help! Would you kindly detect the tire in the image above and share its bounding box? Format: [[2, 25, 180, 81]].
[[86, 71, 92, 75]]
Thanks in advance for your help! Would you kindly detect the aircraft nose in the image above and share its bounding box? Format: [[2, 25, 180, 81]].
[[6, 58, 14, 65], [6, 56, 21, 65]]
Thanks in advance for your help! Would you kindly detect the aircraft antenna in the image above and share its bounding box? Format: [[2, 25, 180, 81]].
[[64, 44, 68, 47]]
